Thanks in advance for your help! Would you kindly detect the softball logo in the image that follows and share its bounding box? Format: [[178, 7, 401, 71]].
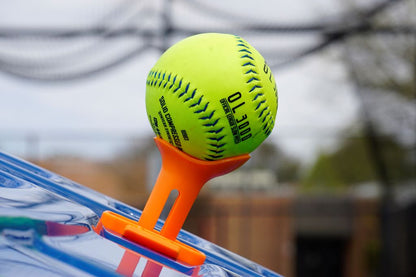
[[146, 33, 278, 160]]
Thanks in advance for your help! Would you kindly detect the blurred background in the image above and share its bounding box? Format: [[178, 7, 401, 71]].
[[0, 0, 414, 276]]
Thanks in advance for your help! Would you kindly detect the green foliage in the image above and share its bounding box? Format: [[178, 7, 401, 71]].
[[302, 133, 414, 190], [329, 137, 377, 184], [249, 141, 302, 184], [303, 152, 345, 189], [277, 157, 302, 183], [378, 136, 415, 184]]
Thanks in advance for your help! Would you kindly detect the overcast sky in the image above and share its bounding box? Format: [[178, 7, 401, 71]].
[[0, 0, 363, 162]]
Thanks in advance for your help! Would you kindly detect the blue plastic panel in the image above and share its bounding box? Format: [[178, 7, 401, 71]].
[[0, 151, 282, 277]]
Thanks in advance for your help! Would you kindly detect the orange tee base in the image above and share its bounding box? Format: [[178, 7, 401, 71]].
[[96, 137, 250, 266]]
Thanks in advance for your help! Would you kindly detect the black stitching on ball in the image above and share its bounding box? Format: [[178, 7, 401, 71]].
[[234, 35, 275, 138], [147, 69, 226, 160]]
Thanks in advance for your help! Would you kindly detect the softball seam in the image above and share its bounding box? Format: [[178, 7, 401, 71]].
[[235, 36, 275, 136], [146, 70, 226, 160]]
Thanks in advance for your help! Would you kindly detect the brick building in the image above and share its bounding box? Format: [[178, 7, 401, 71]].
[[185, 192, 380, 277]]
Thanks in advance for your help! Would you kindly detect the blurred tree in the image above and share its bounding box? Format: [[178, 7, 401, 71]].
[[341, 0, 415, 188], [250, 141, 302, 184], [302, 132, 414, 189], [275, 145, 303, 183], [302, 152, 345, 189], [341, 2, 416, 275], [344, 0, 415, 100]]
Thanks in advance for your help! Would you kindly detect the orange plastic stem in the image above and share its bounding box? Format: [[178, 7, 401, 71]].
[[138, 137, 250, 240], [96, 137, 250, 266]]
